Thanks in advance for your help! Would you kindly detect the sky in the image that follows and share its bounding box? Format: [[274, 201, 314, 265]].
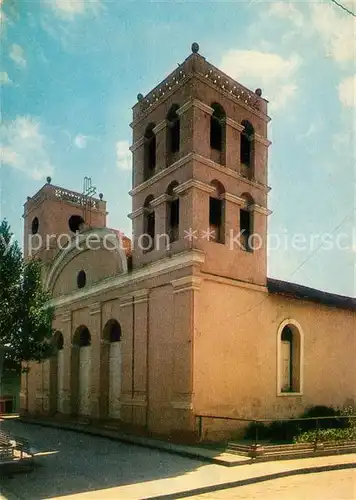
[[0, 0, 355, 297]]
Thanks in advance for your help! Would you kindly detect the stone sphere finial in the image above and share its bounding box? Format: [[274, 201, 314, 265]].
[[137, 93, 144, 102], [191, 42, 199, 54], [46, 176, 52, 184], [255, 88, 262, 97], [99, 193, 103, 200]]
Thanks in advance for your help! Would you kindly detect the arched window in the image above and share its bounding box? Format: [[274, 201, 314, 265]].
[[144, 123, 156, 180], [209, 180, 225, 244], [278, 320, 303, 394], [240, 193, 254, 252], [73, 326, 91, 347], [77, 270, 86, 288], [31, 217, 39, 235], [240, 120, 254, 169], [166, 181, 179, 243], [53, 331, 64, 352], [167, 104, 180, 156], [69, 215, 85, 233], [143, 195, 155, 252], [103, 319, 122, 343], [210, 103, 226, 153]]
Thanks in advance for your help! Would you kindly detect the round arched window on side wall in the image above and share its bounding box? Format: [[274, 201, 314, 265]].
[[277, 319, 304, 396], [31, 217, 39, 235], [77, 270, 86, 289]]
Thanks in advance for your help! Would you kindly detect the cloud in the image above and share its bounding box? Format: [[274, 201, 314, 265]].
[[338, 75, 356, 108], [310, 3, 356, 63], [220, 50, 301, 112], [116, 140, 131, 170], [9, 44, 26, 68], [74, 134, 87, 149], [266, 2, 356, 64], [268, 2, 304, 29], [44, 0, 102, 20], [0, 71, 12, 85], [0, 116, 54, 180], [296, 122, 319, 141], [0, 9, 7, 38]]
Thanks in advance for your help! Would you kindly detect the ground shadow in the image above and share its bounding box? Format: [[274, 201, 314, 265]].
[[0, 419, 208, 499]]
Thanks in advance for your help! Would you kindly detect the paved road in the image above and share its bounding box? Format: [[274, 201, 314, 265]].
[[0, 419, 355, 500], [0, 419, 205, 500], [194, 469, 356, 499]]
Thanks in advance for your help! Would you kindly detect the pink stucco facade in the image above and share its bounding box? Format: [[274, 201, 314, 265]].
[[20, 46, 356, 442]]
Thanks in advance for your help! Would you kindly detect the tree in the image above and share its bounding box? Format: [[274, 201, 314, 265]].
[[0, 219, 54, 393]]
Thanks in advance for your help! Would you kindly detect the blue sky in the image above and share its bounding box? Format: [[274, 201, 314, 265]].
[[0, 0, 355, 297]]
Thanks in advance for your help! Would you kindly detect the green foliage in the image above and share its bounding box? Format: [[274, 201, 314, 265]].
[[0, 219, 54, 366], [244, 420, 300, 443], [244, 405, 356, 444], [295, 427, 356, 443], [298, 405, 345, 432]]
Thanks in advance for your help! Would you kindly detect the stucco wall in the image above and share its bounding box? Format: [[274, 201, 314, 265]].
[[52, 248, 125, 297], [194, 278, 356, 425]]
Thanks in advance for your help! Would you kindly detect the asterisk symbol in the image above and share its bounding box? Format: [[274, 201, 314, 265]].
[[184, 228, 198, 241], [201, 227, 216, 241]]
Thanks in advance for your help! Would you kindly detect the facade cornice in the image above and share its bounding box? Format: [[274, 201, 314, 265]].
[[201, 272, 268, 294], [89, 302, 101, 315], [130, 152, 271, 197], [222, 117, 245, 132], [129, 153, 193, 196], [150, 193, 170, 208], [152, 119, 168, 135], [133, 288, 149, 304], [176, 99, 213, 117], [128, 207, 145, 220], [61, 312, 71, 323], [250, 203, 272, 216], [194, 71, 271, 123], [119, 293, 134, 308], [254, 134, 272, 147], [129, 137, 145, 152], [193, 153, 271, 194], [130, 74, 193, 127], [174, 179, 215, 195], [49, 250, 205, 310], [224, 192, 246, 206], [171, 275, 202, 293]]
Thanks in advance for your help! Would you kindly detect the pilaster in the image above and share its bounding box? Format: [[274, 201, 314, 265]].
[[177, 99, 213, 159], [223, 117, 244, 172], [130, 137, 145, 187], [153, 120, 168, 173], [88, 302, 101, 418], [170, 276, 201, 435], [61, 311, 72, 414], [119, 293, 135, 423]]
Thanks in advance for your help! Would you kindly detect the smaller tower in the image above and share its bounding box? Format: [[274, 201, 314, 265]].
[[23, 177, 107, 263]]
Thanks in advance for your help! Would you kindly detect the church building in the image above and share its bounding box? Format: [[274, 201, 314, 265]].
[[20, 44, 356, 442]]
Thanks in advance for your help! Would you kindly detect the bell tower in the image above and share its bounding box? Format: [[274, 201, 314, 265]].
[[129, 43, 271, 286], [23, 176, 107, 263]]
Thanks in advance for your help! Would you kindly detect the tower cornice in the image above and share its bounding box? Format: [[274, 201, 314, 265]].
[[131, 49, 269, 126]]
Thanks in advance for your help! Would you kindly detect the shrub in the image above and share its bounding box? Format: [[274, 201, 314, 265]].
[[294, 427, 356, 444], [267, 420, 300, 442], [298, 405, 344, 432], [244, 421, 269, 441]]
